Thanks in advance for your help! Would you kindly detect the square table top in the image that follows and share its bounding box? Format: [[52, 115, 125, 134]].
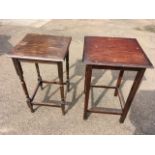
[[83, 36, 153, 68], [8, 33, 72, 62]]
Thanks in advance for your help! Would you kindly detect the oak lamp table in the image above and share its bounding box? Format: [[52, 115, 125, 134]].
[[83, 36, 153, 123], [8, 33, 72, 115]]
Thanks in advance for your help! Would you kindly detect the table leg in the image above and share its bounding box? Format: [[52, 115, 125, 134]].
[[83, 65, 92, 119], [114, 70, 124, 96], [57, 62, 65, 115], [35, 63, 43, 89], [120, 69, 145, 123], [66, 52, 70, 91], [12, 58, 34, 113]]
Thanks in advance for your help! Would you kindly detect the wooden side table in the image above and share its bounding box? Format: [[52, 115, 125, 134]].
[[7, 33, 72, 115], [83, 36, 153, 123]]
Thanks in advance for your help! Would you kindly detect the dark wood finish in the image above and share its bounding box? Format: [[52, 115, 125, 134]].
[[35, 63, 43, 89], [92, 65, 142, 71], [33, 102, 61, 108], [91, 85, 116, 89], [114, 70, 124, 96], [117, 88, 125, 110], [12, 58, 34, 113], [88, 107, 122, 115], [83, 65, 92, 119], [31, 80, 41, 101], [66, 52, 70, 91], [120, 69, 145, 123], [8, 33, 72, 62], [83, 36, 153, 68], [8, 33, 71, 114], [57, 62, 65, 115], [83, 36, 153, 123], [42, 80, 66, 85]]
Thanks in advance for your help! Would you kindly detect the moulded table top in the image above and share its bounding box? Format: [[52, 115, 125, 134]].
[[8, 33, 72, 62], [83, 36, 153, 68]]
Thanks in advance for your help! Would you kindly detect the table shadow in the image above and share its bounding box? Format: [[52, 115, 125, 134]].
[[40, 59, 105, 113], [35, 59, 147, 116], [91, 70, 146, 108], [0, 35, 13, 55], [38, 60, 85, 112], [66, 60, 105, 112], [129, 90, 155, 134]]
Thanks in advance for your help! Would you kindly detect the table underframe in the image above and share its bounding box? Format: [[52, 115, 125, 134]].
[[83, 65, 145, 123], [12, 52, 69, 115]]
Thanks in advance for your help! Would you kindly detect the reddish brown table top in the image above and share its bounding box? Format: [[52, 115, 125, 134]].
[[83, 36, 153, 68], [8, 33, 72, 62]]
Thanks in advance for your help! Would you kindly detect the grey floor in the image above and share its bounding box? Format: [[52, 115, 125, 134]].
[[0, 19, 155, 134]]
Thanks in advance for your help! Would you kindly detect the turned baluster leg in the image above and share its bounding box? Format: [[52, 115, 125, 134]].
[[66, 52, 70, 91], [35, 63, 43, 89], [12, 58, 34, 113]]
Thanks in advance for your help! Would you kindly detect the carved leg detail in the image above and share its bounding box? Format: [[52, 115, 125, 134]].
[[35, 63, 43, 89], [12, 58, 34, 113], [66, 52, 70, 91]]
